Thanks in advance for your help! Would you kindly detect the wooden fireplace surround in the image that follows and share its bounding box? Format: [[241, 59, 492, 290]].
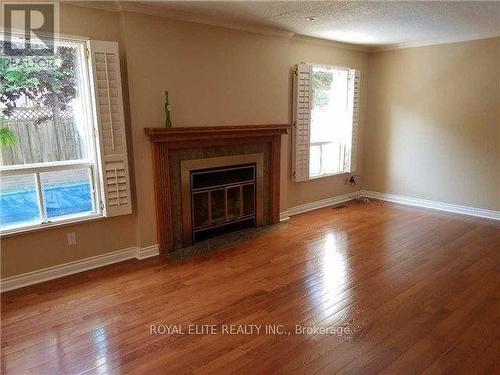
[[144, 124, 290, 254]]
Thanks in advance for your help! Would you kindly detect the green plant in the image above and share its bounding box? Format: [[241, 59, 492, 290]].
[[0, 126, 16, 147], [0, 116, 15, 147]]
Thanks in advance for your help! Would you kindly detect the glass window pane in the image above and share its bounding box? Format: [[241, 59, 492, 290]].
[[310, 67, 351, 139], [0, 174, 41, 228], [41, 168, 94, 219], [322, 142, 342, 175], [309, 145, 321, 176], [0, 41, 89, 166]]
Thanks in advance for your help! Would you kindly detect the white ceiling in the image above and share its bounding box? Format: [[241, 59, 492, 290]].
[[134, 1, 500, 48]]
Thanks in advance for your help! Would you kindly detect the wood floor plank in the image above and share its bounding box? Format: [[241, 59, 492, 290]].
[[1, 201, 499, 374]]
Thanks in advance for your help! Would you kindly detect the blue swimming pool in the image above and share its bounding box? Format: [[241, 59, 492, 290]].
[[0, 182, 93, 228]]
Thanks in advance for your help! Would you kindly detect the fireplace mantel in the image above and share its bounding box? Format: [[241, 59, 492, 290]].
[[144, 124, 290, 143], [145, 124, 290, 254]]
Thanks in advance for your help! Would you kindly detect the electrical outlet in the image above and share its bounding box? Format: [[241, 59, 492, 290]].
[[67, 232, 76, 246]]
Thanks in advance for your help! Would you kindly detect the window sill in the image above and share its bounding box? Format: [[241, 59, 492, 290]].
[[0, 213, 104, 238], [309, 171, 350, 180]]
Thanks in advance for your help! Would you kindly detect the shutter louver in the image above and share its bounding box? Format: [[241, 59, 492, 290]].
[[88, 40, 132, 217], [292, 63, 312, 182], [349, 69, 361, 172]]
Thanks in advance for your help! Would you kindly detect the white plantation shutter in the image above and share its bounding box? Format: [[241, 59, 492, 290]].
[[87, 40, 132, 217], [349, 69, 361, 172], [292, 63, 312, 182]]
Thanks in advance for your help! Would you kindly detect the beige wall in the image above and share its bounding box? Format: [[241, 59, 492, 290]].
[[365, 38, 500, 210], [1, 5, 368, 277]]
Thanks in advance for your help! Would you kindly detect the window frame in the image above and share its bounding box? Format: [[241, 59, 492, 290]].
[[0, 34, 104, 236], [308, 63, 355, 180]]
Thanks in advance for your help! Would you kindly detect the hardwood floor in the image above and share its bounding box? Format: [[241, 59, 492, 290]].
[[1, 201, 499, 374]]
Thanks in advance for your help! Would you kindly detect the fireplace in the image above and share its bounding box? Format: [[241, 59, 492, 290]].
[[145, 124, 289, 253], [181, 153, 264, 246], [191, 164, 256, 243]]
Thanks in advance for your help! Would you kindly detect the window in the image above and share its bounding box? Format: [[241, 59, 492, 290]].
[[0, 36, 132, 234], [292, 63, 360, 182]]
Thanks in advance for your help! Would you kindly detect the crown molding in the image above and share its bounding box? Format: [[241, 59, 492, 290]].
[[128, 2, 296, 39], [66, 1, 122, 13], [291, 35, 372, 53], [371, 31, 500, 52]]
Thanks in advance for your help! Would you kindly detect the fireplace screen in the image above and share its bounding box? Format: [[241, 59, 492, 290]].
[[190, 164, 256, 243]]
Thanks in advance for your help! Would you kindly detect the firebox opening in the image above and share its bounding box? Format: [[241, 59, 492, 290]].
[[190, 164, 256, 243]]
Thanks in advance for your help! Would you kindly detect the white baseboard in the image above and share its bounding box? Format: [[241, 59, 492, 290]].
[[136, 244, 160, 260], [279, 190, 500, 222], [280, 191, 361, 220], [279, 213, 290, 222], [0, 244, 160, 293], [361, 190, 500, 221]]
